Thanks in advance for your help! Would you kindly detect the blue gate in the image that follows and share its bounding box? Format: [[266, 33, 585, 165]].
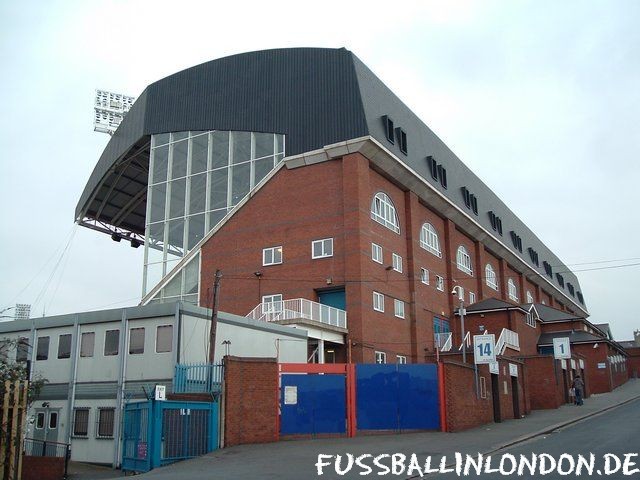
[[122, 400, 219, 473], [356, 364, 440, 431], [280, 374, 346, 436]]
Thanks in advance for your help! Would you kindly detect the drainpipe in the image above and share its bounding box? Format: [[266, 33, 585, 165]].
[[113, 308, 129, 469], [65, 316, 80, 446]]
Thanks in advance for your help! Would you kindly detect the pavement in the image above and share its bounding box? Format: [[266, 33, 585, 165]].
[[91, 379, 640, 479]]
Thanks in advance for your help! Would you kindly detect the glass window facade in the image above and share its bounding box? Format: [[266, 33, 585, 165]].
[[143, 130, 285, 299]]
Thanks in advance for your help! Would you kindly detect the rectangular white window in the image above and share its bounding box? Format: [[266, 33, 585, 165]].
[[156, 325, 173, 353], [312, 238, 333, 259], [129, 328, 145, 355], [397, 355, 407, 364], [373, 291, 385, 312], [392, 253, 403, 273], [375, 351, 387, 364], [262, 294, 283, 314], [80, 332, 95, 358], [394, 299, 405, 319], [57, 334, 72, 359], [420, 268, 429, 285], [526, 313, 536, 328], [36, 336, 49, 361], [469, 291, 476, 304], [436, 275, 444, 292], [97, 408, 115, 438], [371, 243, 383, 264], [262, 246, 283, 266], [104, 330, 119, 356]]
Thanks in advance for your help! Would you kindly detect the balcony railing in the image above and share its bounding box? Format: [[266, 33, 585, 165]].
[[246, 298, 347, 329], [496, 328, 520, 355], [174, 363, 224, 394]]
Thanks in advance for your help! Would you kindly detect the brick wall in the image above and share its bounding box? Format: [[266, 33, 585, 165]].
[[442, 361, 493, 432], [626, 347, 640, 378], [520, 355, 566, 410], [223, 356, 278, 447], [22, 456, 65, 480]]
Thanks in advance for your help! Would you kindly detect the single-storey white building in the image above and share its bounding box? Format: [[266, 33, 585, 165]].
[[0, 301, 307, 466]]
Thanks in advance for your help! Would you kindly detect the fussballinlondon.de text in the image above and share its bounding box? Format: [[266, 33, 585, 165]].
[[315, 452, 640, 477]]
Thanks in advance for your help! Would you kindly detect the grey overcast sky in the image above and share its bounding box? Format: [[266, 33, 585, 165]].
[[0, 1, 638, 339]]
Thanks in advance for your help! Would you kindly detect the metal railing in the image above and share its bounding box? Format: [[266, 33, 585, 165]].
[[434, 332, 452, 352], [174, 363, 224, 394], [246, 298, 347, 329], [496, 328, 520, 355], [23, 438, 70, 479]]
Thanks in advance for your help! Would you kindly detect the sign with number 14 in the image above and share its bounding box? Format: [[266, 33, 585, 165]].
[[473, 334, 496, 364]]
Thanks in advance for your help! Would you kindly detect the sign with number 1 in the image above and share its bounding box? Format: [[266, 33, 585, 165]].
[[473, 334, 496, 364], [553, 337, 571, 359]]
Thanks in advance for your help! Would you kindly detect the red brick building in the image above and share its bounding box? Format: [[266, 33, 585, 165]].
[[76, 48, 591, 366]]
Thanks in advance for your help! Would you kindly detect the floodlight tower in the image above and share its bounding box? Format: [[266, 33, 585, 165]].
[[93, 89, 136, 135]]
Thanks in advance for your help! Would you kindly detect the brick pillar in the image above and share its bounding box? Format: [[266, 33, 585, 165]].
[[404, 191, 420, 362], [534, 284, 541, 304], [498, 258, 508, 301], [518, 272, 526, 304], [443, 219, 457, 337], [341, 153, 371, 363], [474, 241, 486, 300], [223, 356, 278, 447]]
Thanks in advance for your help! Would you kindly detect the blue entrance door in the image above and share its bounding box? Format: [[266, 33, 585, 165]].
[[280, 374, 346, 435], [318, 289, 346, 310]]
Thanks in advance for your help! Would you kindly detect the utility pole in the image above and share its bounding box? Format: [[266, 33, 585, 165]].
[[208, 270, 222, 363], [452, 286, 466, 364]]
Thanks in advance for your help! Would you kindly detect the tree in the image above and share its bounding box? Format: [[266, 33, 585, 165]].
[[0, 339, 47, 434]]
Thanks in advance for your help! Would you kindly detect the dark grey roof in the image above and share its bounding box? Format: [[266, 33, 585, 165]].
[[538, 330, 604, 346], [464, 297, 524, 314], [620, 341, 640, 349], [76, 47, 585, 312], [531, 303, 584, 322]]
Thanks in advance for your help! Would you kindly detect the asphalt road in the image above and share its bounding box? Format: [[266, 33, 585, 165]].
[[431, 398, 640, 479]]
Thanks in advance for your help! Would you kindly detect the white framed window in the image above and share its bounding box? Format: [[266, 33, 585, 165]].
[[394, 299, 405, 319], [155, 325, 173, 353], [263, 246, 283, 266], [419, 223, 441, 257], [371, 243, 383, 264], [373, 291, 385, 312], [436, 275, 444, 292], [397, 355, 407, 364], [375, 351, 387, 364], [420, 268, 429, 285], [262, 294, 283, 314], [456, 246, 473, 275], [96, 408, 115, 438], [469, 291, 476, 304], [485, 264, 498, 291], [392, 253, 403, 273], [129, 328, 145, 355], [508, 279, 519, 301], [80, 332, 95, 358], [35, 412, 45, 429], [371, 192, 400, 234], [312, 238, 333, 259], [526, 312, 536, 328], [526, 291, 534, 304]]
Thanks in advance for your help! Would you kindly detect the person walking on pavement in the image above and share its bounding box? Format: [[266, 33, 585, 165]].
[[572, 375, 585, 406]]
